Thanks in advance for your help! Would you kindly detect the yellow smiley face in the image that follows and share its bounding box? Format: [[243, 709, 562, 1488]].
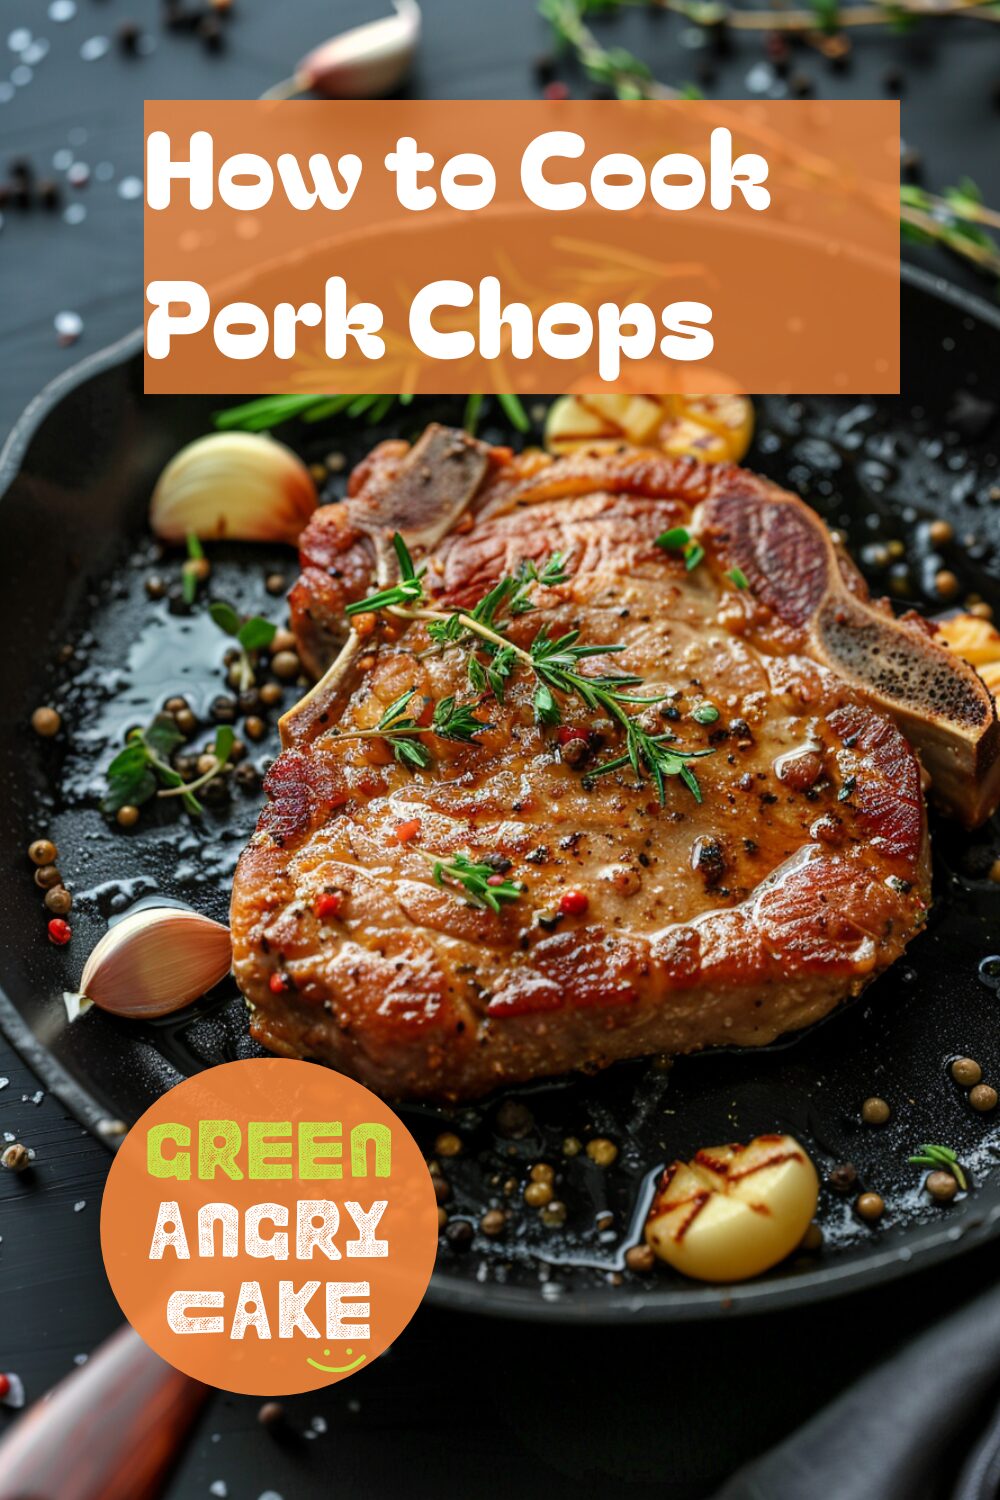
[[306, 1346, 367, 1374]]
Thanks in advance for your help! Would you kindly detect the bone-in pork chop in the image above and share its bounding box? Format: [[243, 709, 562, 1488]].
[[230, 427, 1000, 1101]]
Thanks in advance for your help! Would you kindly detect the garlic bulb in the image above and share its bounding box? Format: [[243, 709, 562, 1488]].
[[150, 432, 318, 547], [65, 908, 233, 1020], [266, 0, 421, 101], [644, 1133, 819, 1283]]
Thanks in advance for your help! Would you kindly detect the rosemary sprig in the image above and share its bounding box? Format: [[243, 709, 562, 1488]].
[[908, 1143, 968, 1190], [423, 851, 525, 912], [656, 526, 705, 573], [347, 533, 714, 802], [333, 688, 489, 770], [213, 393, 415, 432], [209, 602, 278, 691]]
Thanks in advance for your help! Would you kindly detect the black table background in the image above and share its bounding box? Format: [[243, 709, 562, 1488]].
[[1, 3, 998, 1497]]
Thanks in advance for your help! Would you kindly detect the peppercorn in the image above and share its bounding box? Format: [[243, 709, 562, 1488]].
[[437, 1206, 448, 1231], [1, 1143, 31, 1172], [28, 839, 57, 866], [313, 891, 343, 920], [31, 706, 61, 738], [271, 650, 301, 682], [970, 1084, 998, 1113], [861, 1097, 890, 1126], [145, 575, 167, 600], [433, 1175, 450, 1205], [951, 1057, 983, 1087], [524, 1180, 553, 1208], [928, 520, 953, 547], [625, 1243, 656, 1274], [268, 972, 290, 996], [935, 570, 960, 600], [238, 689, 261, 716], [562, 1136, 582, 1158], [272, 627, 297, 653], [227, 738, 245, 763], [926, 1170, 958, 1203], [529, 1163, 555, 1185], [234, 761, 260, 789], [44, 886, 72, 916], [495, 1099, 534, 1139], [116, 805, 140, 828], [34, 864, 62, 890], [197, 753, 218, 776], [855, 1192, 884, 1222], [800, 1223, 824, 1252], [36, 179, 61, 210], [210, 695, 237, 724], [183, 556, 211, 584], [117, 19, 142, 53], [257, 1401, 285, 1430], [829, 1162, 858, 1193], [244, 716, 267, 742], [434, 1132, 462, 1159], [586, 1138, 618, 1167], [164, 695, 188, 714], [480, 1208, 506, 1236], [560, 736, 590, 768], [265, 573, 286, 596], [540, 1200, 567, 1228], [259, 682, 283, 708], [174, 708, 198, 736], [444, 1218, 473, 1250], [558, 890, 589, 917]]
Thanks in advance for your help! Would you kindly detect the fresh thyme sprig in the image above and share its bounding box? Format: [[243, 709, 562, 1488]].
[[209, 602, 278, 691], [656, 526, 705, 573], [214, 391, 532, 438], [104, 716, 233, 817], [422, 851, 525, 912], [333, 688, 489, 770], [908, 1143, 969, 1190], [347, 533, 714, 802]]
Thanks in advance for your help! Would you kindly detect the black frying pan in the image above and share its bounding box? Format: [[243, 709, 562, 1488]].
[[1, 264, 998, 1322]]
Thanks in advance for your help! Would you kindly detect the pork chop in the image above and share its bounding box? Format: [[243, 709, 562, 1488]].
[[230, 427, 1000, 1102]]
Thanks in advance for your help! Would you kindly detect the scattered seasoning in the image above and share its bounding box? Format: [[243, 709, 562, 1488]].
[[692, 702, 720, 725], [34, 865, 62, 890], [496, 1099, 534, 1139], [935, 570, 960, 600], [925, 1170, 958, 1203], [393, 819, 422, 844], [31, 706, 61, 737], [655, 526, 705, 573], [444, 1218, 473, 1251], [951, 1056, 983, 1087], [434, 1132, 462, 1158], [267, 972, 290, 996], [524, 1180, 553, 1208], [426, 851, 523, 912], [116, 805, 140, 828], [586, 1138, 618, 1167], [1, 1143, 30, 1172], [530, 1163, 555, 1185], [970, 1083, 998, 1113], [265, 573, 287, 596], [861, 1096, 891, 1126], [540, 1200, 568, 1227], [44, 887, 72, 916], [47, 918, 71, 946], [257, 1401, 286, 1430], [260, 682, 283, 708], [625, 1243, 656, 1274], [800, 1223, 824, 1252], [726, 566, 750, 590], [313, 891, 343, 920], [480, 1208, 506, 1236], [558, 890, 589, 916], [855, 1192, 885, 1222], [562, 1136, 582, 1157], [28, 839, 57, 866], [828, 1162, 857, 1193], [271, 650, 301, 682]]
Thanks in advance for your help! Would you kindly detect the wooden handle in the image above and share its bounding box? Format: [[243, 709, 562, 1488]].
[[0, 1325, 208, 1500]]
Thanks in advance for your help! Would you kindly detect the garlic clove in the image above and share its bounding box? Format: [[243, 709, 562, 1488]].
[[644, 1133, 819, 1283], [150, 432, 318, 547], [74, 908, 233, 1019], [293, 0, 421, 100]]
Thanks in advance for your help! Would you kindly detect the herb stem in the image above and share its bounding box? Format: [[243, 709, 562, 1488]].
[[156, 756, 225, 800], [387, 603, 538, 669]]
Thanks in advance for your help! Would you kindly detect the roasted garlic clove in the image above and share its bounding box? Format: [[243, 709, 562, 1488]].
[[65, 907, 233, 1020], [150, 432, 318, 547], [937, 612, 1000, 697], [545, 392, 754, 465], [645, 1133, 819, 1282], [292, 0, 420, 100]]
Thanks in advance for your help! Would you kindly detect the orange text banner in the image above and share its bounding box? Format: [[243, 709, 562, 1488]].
[[143, 98, 900, 397]]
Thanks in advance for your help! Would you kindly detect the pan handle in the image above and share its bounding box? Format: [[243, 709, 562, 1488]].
[[0, 1324, 208, 1500]]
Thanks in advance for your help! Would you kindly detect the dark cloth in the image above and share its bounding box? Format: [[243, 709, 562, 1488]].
[[715, 1283, 1000, 1500]]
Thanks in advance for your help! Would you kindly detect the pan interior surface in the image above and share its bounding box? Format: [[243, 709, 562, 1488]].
[[1, 269, 999, 1321]]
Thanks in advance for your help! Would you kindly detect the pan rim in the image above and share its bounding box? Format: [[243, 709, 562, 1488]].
[[2, 263, 999, 1321]]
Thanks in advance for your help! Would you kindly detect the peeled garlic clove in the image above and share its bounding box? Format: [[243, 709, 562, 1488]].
[[294, 0, 420, 100], [644, 1133, 818, 1283], [74, 908, 233, 1019], [150, 432, 318, 547]]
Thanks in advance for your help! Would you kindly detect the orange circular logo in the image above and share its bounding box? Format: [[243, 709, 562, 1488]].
[[100, 1059, 438, 1395]]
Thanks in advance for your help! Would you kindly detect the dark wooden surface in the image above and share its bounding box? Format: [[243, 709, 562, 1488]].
[[1, 3, 999, 1496]]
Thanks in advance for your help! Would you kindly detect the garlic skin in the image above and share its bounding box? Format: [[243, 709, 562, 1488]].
[[69, 908, 233, 1019], [150, 432, 318, 547], [293, 0, 421, 99], [645, 1134, 819, 1283]]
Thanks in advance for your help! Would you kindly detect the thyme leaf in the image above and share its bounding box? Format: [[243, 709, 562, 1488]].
[[426, 852, 525, 912]]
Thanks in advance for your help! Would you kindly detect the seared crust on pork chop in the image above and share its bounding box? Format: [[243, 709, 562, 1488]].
[[224, 428, 1000, 1101]]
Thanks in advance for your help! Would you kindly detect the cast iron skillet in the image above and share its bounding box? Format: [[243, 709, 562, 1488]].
[[1, 265, 999, 1323]]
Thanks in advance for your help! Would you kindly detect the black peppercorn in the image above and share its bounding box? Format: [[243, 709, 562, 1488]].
[[117, 20, 142, 53], [210, 695, 237, 724], [829, 1162, 858, 1193], [444, 1218, 474, 1251]]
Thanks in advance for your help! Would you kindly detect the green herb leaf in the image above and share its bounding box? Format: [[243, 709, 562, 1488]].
[[237, 617, 278, 652], [726, 567, 750, 590], [209, 601, 241, 637], [693, 703, 719, 725], [430, 852, 524, 913], [213, 725, 235, 765], [656, 527, 691, 551], [908, 1143, 968, 1191]]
